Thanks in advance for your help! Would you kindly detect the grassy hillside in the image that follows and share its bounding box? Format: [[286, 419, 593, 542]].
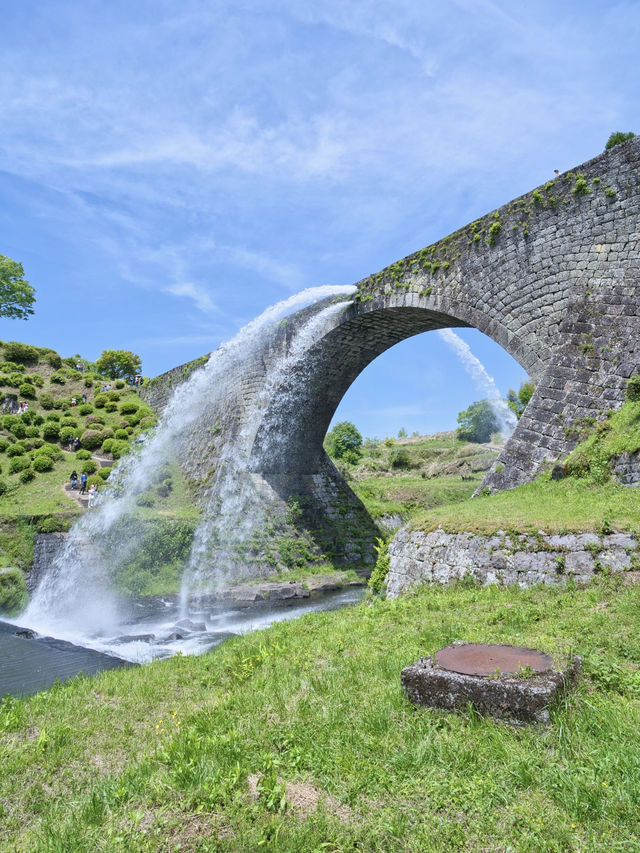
[[1, 577, 639, 851]]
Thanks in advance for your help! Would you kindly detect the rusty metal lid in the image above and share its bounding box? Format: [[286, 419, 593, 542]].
[[433, 643, 553, 677]]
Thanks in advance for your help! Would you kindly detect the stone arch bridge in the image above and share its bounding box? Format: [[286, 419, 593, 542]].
[[143, 138, 640, 569]]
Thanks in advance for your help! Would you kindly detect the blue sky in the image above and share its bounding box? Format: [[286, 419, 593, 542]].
[[0, 0, 638, 438]]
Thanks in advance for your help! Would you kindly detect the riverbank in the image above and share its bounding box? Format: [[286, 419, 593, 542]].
[[2, 577, 639, 851]]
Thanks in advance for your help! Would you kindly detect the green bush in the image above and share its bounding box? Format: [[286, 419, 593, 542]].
[[98, 466, 112, 480], [86, 474, 102, 488], [37, 516, 71, 533], [80, 429, 103, 450], [85, 415, 105, 426], [2, 342, 39, 364], [39, 392, 55, 410], [390, 448, 412, 469], [120, 401, 138, 415], [6, 444, 25, 457], [10, 421, 27, 439], [42, 422, 60, 441], [18, 383, 36, 399], [0, 361, 24, 373], [45, 351, 63, 369], [114, 428, 129, 440], [32, 455, 54, 472], [50, 372, 66, 384], [9, 456, 31, 474], [28, 373, 44, 387], [75, 449, 92, 460], [136, 493, 155, 507], [81, 459, 98, 475], [105, 402, 118, 412], [77, 404, 93, 415], [0, 567, 27, 614], [139, 416, 157, 429], [605, 131, 635, 150], [0, 439, 9, 452], [45, 411, 60, 421], [59, 426, 75, 444], [626, 376, 640, 402], [101, 438, 114, 453], [84, 377, 93, 388], [25, 426, 40, 438], [115, 379, 125, 389], [110, 439, 129, 459], [93, 394, 107, 408], [368, 538, 390, 594], [19, 468, 35, 484], [7, 373, 23, 388], [0, 478, 8, 495], [37, 443, 62, 461], [100, 427, 114, 440], [107, 391, 120, 401], [32, 438, 44, 448], [60, 417, 78, 428], [68, 370, 82, 382]]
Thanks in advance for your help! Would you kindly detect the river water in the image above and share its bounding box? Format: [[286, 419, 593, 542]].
[[1, 586, 365, 699]]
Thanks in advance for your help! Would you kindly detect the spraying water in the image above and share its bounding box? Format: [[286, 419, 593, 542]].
[[20, 285, 355, 659], [437, 329, 517, 437]]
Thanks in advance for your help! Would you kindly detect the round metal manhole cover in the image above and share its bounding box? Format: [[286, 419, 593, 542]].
[[434, 643, 554, 677]]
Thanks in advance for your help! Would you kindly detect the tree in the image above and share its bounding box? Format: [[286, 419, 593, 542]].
[[507, 380, 535, 419], [324, 421, 363, 462], [95, 349, 142, 379], [605, 131, 635, 150], [0, 255, 36, 320], [456, 399, 499, 444]]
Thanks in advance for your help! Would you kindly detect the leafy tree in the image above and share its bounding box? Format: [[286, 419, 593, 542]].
[[324, 421, 363, 461], [605, 131, 635, 150], [456, 399, 499, 444], [95, 349, 142, 379], [507, 380, 535, 419], [0, 255, 36, 320]]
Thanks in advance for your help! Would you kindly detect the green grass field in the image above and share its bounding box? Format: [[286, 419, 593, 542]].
[[1, 577, 639, 851]]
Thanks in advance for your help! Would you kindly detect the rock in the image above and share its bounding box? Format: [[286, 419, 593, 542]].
[[550, 464, 565, 480], [112, 633, 156, 644], [175, 619, 207, 632], [15, 629, 36, 639]]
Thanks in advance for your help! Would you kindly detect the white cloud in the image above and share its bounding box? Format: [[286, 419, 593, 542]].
[[165, 283, 217, 314]]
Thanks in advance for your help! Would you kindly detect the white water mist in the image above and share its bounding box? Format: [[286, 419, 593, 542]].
[[23, 285, 355, 650], [437, 329, 517, 437]]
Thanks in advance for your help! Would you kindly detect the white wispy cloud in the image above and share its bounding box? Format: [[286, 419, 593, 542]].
[[165, 283, 217, 314]]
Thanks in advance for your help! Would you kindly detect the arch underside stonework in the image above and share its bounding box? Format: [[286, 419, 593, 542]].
[[143, 138, 640, 571]]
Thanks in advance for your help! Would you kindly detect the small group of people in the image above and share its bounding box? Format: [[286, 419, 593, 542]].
[[17, 401, 29, 414], [69, 470, 99, 506], [129, 375, 144, 387], [67, 435, 81, 452], [70, 394, 87, 407], [99, 383, 112, 392]]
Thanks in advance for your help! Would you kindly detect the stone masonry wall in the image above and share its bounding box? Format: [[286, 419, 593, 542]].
[[386, 527, 637, 598]]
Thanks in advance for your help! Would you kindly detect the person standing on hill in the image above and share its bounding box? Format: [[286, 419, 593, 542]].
[[79, 472, 88, 495]]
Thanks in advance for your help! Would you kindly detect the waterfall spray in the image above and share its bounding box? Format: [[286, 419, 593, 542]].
[[437, 329, 517, 437], [22, 285, 355, 649]]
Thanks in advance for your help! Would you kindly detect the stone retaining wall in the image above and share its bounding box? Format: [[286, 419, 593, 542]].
[[386, 527, 637, 598]]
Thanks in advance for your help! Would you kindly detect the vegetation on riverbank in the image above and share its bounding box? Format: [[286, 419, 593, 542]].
[[2, 577, 639, 851]]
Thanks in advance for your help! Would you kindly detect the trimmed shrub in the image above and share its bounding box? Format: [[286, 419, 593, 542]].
[[114, 428, 129, 440], [39, 392, 55, 410], [81, 459, 98, 475], [50, 373, 66, 384], [37, 443, 62, 460], [9, 456, 31, 474], [0, 440, 9, 452], [120, 401, 138, 415], [107, 391, 120, 401], [25, 426, 40, 438], [45, 411, 61, 421], [93, 394, 107, 408], [3, 342, 39, 364], [45, 351, 63, 369], [10, 421, 27, 439], [78, 404, 93, 415], [8, 373, 23, 388], [33, 438, 44, 448], [0, 478, 8, 495], [101, 438, 114, 454], [32, 454, 54, 472], [136, 493, 155, 507], [60, 418, 78, 428], [0, 361, 24, 373], [80, 429, 103, 450], [85, 415, 105, 426], [100, 427, 114, 440], [68, 370, 82, 382], [119, 420, 130, 429], [18, 383, 36, 399], [7, 444, 25, 457], [86, 474, 102, 488], [110, 439, 129, 459], [19, 468, 35, 483], [84, 377, 93, 388], [33, 414, 44, 426], [98, 466, 112, 480], [105, 402, 118, 412], [75, 449, 92, 460], [59, 427, 75, 444], [42, 422, 60, 441], [0, 567, 27, 615], [38, 516, 71, 533], [115, 380, 125, 389], [28, 373, 44, 387]]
